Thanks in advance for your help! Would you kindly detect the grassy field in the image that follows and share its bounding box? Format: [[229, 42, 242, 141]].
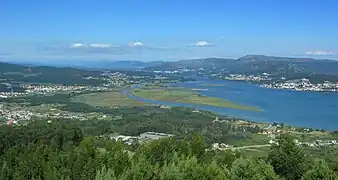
[[288, 130, 338, 142], [228, 134, 271, 147], [72, 91, 146, 107], [132, 89, 261, 111]]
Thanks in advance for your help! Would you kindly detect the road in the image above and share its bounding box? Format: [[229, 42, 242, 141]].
[[219, 144, 271, 151]]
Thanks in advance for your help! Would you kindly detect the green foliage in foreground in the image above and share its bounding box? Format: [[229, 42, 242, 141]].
[[0, 120, 337, 180]]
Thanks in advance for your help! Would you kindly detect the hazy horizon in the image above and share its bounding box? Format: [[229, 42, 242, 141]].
[[2, 54, 338, 64]]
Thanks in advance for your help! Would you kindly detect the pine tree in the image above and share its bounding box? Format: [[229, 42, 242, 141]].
[[268, 134, 307, 180]]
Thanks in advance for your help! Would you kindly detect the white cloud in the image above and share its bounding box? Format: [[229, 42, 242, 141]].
[[305, 51, 337, 56], [128, 41, 144, 47], [70, 43, 87, 48], [38, 41, 171, 57], [194, 41, 212, 47], [89, 44, 111, 48]]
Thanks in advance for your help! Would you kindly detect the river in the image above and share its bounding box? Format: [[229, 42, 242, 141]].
[[127, 78, 338, 130]]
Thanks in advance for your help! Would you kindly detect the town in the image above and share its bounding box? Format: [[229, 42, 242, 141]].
[[262, 78, 338, 92], [221, 73, 272, 82]]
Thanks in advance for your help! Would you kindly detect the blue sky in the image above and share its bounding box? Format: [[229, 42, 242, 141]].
[[1, 0, 338, 62]]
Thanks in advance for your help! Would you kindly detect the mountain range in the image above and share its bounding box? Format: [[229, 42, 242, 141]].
[[145, 55, 338, 77], [2, 55, 338, 83]]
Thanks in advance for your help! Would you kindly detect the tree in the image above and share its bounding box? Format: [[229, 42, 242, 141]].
[[159, 156, 229, 180], [301, 160, 337, 180], [268, 134, 307, 180], [230, 157, 281, 180], [186, 133, 206, 159], [135, 137, 178, 166], [119, 155, 159, 180], [95, 166, 118, 180], [213, 150, 241, 168]]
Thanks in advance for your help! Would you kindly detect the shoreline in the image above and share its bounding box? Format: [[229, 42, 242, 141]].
[[129, 80, 338, 131]]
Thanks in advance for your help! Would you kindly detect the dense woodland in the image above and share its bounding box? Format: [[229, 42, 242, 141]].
[[0, 120, 337, 180]]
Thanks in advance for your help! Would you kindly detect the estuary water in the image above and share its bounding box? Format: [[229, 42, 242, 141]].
[[127, 78, 338, 130]]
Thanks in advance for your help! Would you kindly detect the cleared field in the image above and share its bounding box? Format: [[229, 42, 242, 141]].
[[228, 134, 271, 147], [72, 91, 146, 107], [132, 89, 261, 111]]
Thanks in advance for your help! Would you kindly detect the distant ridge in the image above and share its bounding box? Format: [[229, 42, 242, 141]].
[[145, 55, 338, 76], [3, 55, 338, 76]]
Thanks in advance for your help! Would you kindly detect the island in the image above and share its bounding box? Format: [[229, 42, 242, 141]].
[[132, 89, 261, 112], [198, 83, 225, 87]]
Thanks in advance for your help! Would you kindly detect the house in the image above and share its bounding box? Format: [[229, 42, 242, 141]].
[[260, 130, 273, 135], [6, 119, 17, 125], [160, 105, 170, 109], [192, 110, 201, 113]]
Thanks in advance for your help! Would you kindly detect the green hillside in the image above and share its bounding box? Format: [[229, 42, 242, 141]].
[[0, 61, 104, 85]]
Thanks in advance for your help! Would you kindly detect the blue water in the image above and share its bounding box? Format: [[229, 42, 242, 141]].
[[127, 78, 338, 130]]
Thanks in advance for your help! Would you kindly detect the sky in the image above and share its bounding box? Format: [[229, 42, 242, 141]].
[[1, 0, 338, 62]]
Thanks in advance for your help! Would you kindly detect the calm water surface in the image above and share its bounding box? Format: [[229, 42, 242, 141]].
[[128, 78, 338, 130]]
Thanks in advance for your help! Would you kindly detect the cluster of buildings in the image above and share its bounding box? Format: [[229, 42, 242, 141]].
[[262, 78, 338, 92], [295, 139, 337, 147], [0, 108, 33, 125], [260, 123, 338, 148], [97, 72, 131, 87], [0, 84, 91, 98], [0, 106, 91, 125], [259, 124, 283, 135], [269, 138, 338, 148], [223, 73, 272, 82], [108, 132, 174, 145], [211, 143, 233, 150], [0, 92, 25, 98], [25, 84, 87, 94]]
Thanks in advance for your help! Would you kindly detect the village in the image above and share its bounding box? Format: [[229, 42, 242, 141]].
[[262, 78, 338, 92]]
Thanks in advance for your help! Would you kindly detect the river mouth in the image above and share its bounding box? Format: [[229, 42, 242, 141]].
[[125, 78, 338, 131]]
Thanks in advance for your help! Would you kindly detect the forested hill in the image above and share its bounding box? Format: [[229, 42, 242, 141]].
[[146, 55, 338, 76], [0, 61, 104, 85], [0, 120, 337, 179]]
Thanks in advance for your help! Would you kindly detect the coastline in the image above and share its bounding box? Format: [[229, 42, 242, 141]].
[[129, 78, 338, 131]]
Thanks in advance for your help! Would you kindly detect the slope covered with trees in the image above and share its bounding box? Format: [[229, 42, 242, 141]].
[[0, 120, 336, 180]]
